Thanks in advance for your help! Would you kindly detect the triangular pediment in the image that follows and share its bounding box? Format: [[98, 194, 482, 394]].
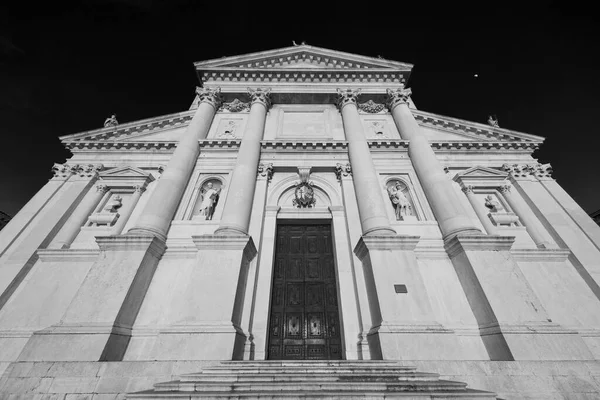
[[458, 166, 509, 178], [194, 44, 413, 71], [100, 166, 154, 180]]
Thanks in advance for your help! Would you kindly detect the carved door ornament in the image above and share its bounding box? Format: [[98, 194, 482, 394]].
[[292, 167, 316, 208]]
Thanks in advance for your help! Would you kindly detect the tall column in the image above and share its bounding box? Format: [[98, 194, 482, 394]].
[[387, 88, 481, 239], [128, 87, 221, 240], [48, 183, 109, 249], [336, 89, 395, 236], [216, 88, 271, 236], [461, 185, 498, 235], [111, 185, 146, 235], [499, 184, 551, 248]]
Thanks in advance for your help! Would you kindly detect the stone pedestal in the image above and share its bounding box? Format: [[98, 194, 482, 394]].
[[148, 235, 256, 360], [17, 235, 166, 361], [354, 236, 459, 360], [445, 235, 593, 361]]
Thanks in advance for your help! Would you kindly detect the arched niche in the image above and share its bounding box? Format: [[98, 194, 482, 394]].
[[191, 177, 224, 220], [384, 177, 420, 221]]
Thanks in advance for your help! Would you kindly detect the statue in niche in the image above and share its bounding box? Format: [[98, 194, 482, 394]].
[[198, 182, 221, 220], [387, 181, 412, 220], [103, 195, 123, 213], [484, 195, 504, 213], [104, 114, 118, 128]]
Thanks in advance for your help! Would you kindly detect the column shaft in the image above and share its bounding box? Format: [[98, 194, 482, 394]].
[[337, 90, 395, 236], [388, 89, 481, 239], [216, 89, 270, 236], [462, 186, 498, 235], [128, 88, 221, 240], [501, 185, 550, 248], [49, 183, 108, 249]]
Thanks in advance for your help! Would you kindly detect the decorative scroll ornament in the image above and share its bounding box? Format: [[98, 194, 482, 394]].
[[221, 98, 250, 112], [257, 163, 274, 181], [334, 163, 352, 180], [196, 86, 222, 109], [247, 87, 272, 109], [336, 88, 361, 110], [292, 167, 316, 208], [358, 100, 387, 114], [385, 87, 412, 110]]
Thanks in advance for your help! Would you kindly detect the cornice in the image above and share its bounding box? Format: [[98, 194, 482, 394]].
[[261, 141, 348, 151], [65, 141, 177, 152], [59, 110, 195, 143], [413, 109, 545, 143]]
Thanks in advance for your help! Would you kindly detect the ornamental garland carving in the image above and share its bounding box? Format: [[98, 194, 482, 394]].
[[386, 87, 412, 110], [335, 88, 361, 110], [502, 163, 553, 180], [358, 100, 387, 114], [221, 98, 250, 112], [247, 87, 272, 109], [196, 86, 222, 109]]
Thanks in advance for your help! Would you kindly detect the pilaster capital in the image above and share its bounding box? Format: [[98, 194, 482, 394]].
[[257, 162, 274, 181], [502, 163, 553, 181], [51, 163, 79, 180], [77, 164, 104, 178], [96, 184, 109, 193], [195, 86, 222, 110], [529, 163, 553, 180], [498, 184, 511, 194], [335, 88, 361, 110], [334, 162, 352, 181], [461, 185, 474, 195], [385, 87, 412, 111], [133, 185, 147, 194], [247, 87, 272, 109]]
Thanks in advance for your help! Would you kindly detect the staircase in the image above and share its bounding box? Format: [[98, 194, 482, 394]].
[[127, 360, 497, 399]]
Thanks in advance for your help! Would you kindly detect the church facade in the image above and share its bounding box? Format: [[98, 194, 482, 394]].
[[1, 45, 600, 398]]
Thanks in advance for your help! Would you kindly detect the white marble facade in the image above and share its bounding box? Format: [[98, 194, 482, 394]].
[[2, 45, 600, 398]]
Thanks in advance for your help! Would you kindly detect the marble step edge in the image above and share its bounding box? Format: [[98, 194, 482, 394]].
[[177, 372, 442, 383], [196, 367, 421, 375], [128, 388, 495, 399], [152, 380, 470, 392]]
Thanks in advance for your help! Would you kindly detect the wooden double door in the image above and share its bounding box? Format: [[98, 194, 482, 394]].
[[267, 224, 342, 360]]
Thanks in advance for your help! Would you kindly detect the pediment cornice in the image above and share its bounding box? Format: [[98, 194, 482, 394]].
[[413, 110, 545, 143]]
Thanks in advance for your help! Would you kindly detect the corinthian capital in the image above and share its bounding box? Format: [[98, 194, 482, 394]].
[[51, 163, 79, 180], [247, 88, 272, 109], [386, 87, 412, 110], [196, 87, 222, 110], [336, 88, 361, 110], [461, 185, 474, 194]]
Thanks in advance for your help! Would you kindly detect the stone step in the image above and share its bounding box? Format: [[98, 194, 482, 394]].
[[178, 371, 441, 383], [126, 361, 497, 399]]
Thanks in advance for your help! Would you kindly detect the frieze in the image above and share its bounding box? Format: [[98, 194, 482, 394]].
[[201, 71, 405, 86]]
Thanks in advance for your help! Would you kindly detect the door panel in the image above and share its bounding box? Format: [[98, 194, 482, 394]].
[[267, 224, 342, 360]]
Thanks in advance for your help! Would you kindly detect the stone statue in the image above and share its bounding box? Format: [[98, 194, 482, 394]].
[[484, 195, 504, 213], [198, 182, 220, 220], [387, 182, 411, 220], [487, 115, 499, 128], [103, 195, 122, 213], [104, 114, 118, 128]]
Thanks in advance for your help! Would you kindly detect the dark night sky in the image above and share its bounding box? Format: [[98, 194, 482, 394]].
[[1, 1, 598, 217]]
